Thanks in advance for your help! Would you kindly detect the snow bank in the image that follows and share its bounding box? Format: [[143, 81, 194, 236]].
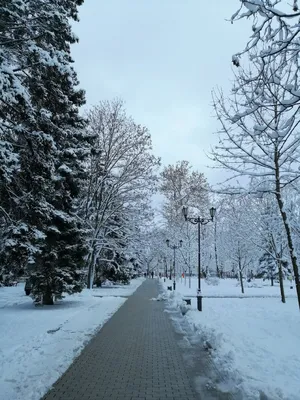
[[161, 278, 300, 400], [0, 278, 144, 400]]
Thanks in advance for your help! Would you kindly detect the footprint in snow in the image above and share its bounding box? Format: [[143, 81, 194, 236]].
[[47, 327, 61, 334]]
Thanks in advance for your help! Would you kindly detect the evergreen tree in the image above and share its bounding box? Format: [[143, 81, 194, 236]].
[[258, 251, 277, 285], [0, 0, 30, 277], [0, 0, 90, 303]]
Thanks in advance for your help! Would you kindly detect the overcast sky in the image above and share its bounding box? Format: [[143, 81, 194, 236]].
[[71, 1, 250, 186]]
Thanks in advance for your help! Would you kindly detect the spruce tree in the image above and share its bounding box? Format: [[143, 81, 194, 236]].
[[0, 0, 37, 280], [258, 251, 277, 285], [0, 0, 90, 303]]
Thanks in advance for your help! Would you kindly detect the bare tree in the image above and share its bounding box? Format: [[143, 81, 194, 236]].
[[160, 160, 209, 222], [159, 161, 211, 282], [231, 0, 300, 102], [248, 191, 289, 302], [217, 195, 258, 293], [80, 99, 160, 288], [211, 54, 300, 308]]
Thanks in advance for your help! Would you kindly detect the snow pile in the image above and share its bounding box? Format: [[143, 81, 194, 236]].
[[0, 278, 144, 400], [161, 278, 300, 400], [92, 278, 144, 297], [151, 292, 169, 301], [102, 279, 114, 287], [205, 277, 220, 286], [179, 301, 191, 316], [244, 280, 263, 289]]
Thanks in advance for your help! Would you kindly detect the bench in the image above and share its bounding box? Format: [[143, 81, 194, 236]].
[[183, 298, 191, 305], [167, 286, 172, 291]]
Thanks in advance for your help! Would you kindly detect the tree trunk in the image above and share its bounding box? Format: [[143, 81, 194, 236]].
[[214, 219, 220, 277], [271, 275, 274, 286], [87, 266, 92, 289], [277, 258, 285, 304], [87, 249, 97, 289], [274, 149, 300, 309], [238, 255, 244, 294], [188, 242, 191, 288], [165, 258, 168, 279], [239, 269, 244, 294], [43, 286, 54, 305]]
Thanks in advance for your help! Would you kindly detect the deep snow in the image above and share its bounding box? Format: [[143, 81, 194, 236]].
[[160, 277, 300, 400], [0, 278, 144, 400]]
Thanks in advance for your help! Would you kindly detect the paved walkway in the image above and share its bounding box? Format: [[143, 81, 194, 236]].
[[42, 279, 199, 400]]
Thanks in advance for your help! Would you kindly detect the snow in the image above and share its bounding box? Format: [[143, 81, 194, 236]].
[[253, 123, 266, 132], [281, 96, 298, 106], [58, 163, 72, 174], [160, 277, 300, 400], [164, 275, 298, 298], [92, 279, 145, 297], [244, 1, 262, 13], [0, 278, 144, 400]]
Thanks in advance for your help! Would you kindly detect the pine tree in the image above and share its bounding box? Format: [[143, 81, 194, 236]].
[[27, 0, 90, 304], [0, 0, 30, 278], [258, 251, 277, 285], [0, 0, 90, 303]]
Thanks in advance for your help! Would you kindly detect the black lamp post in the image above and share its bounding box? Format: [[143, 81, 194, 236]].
[[182, 206, 216, 311], [166, 239, 183, 290]]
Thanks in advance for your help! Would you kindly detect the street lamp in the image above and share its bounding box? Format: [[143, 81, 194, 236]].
[[166, 239, 183, 290], [182, 206, 216, 311]]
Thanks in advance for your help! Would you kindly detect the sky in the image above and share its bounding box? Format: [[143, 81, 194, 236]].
[[71, 1, 251, 187]]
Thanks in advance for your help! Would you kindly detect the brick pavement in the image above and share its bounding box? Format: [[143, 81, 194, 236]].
[[42, 279, 199, 400]]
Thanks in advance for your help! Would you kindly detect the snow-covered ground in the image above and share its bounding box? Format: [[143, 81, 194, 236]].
[[167, 275, 298, 298], [160, 277, 300, 400], [0, 278, 144, 400]]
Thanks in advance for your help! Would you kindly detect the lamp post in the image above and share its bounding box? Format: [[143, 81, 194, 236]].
[[166, 239, 183, 291], [182, 206, 216, 311]]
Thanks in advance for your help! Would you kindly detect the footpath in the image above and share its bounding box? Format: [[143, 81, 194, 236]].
[[42, 279, 199, 400]]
